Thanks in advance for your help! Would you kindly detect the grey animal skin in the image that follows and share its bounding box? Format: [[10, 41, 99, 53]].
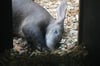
[[12, 0, 67, 51]]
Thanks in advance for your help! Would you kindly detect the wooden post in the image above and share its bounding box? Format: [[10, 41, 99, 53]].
[[0, 0, 13, 53], [79, 0, 100, 65]]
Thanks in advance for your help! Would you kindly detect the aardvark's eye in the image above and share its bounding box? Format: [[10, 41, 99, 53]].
[[54, 30, 58, 34]]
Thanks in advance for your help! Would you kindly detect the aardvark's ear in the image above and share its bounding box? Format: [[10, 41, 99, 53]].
[[56, 0, 67, 21]]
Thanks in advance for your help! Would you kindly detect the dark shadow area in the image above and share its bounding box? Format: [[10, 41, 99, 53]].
[[79, 0, 100, 66], [0, 0, 13, 53]]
